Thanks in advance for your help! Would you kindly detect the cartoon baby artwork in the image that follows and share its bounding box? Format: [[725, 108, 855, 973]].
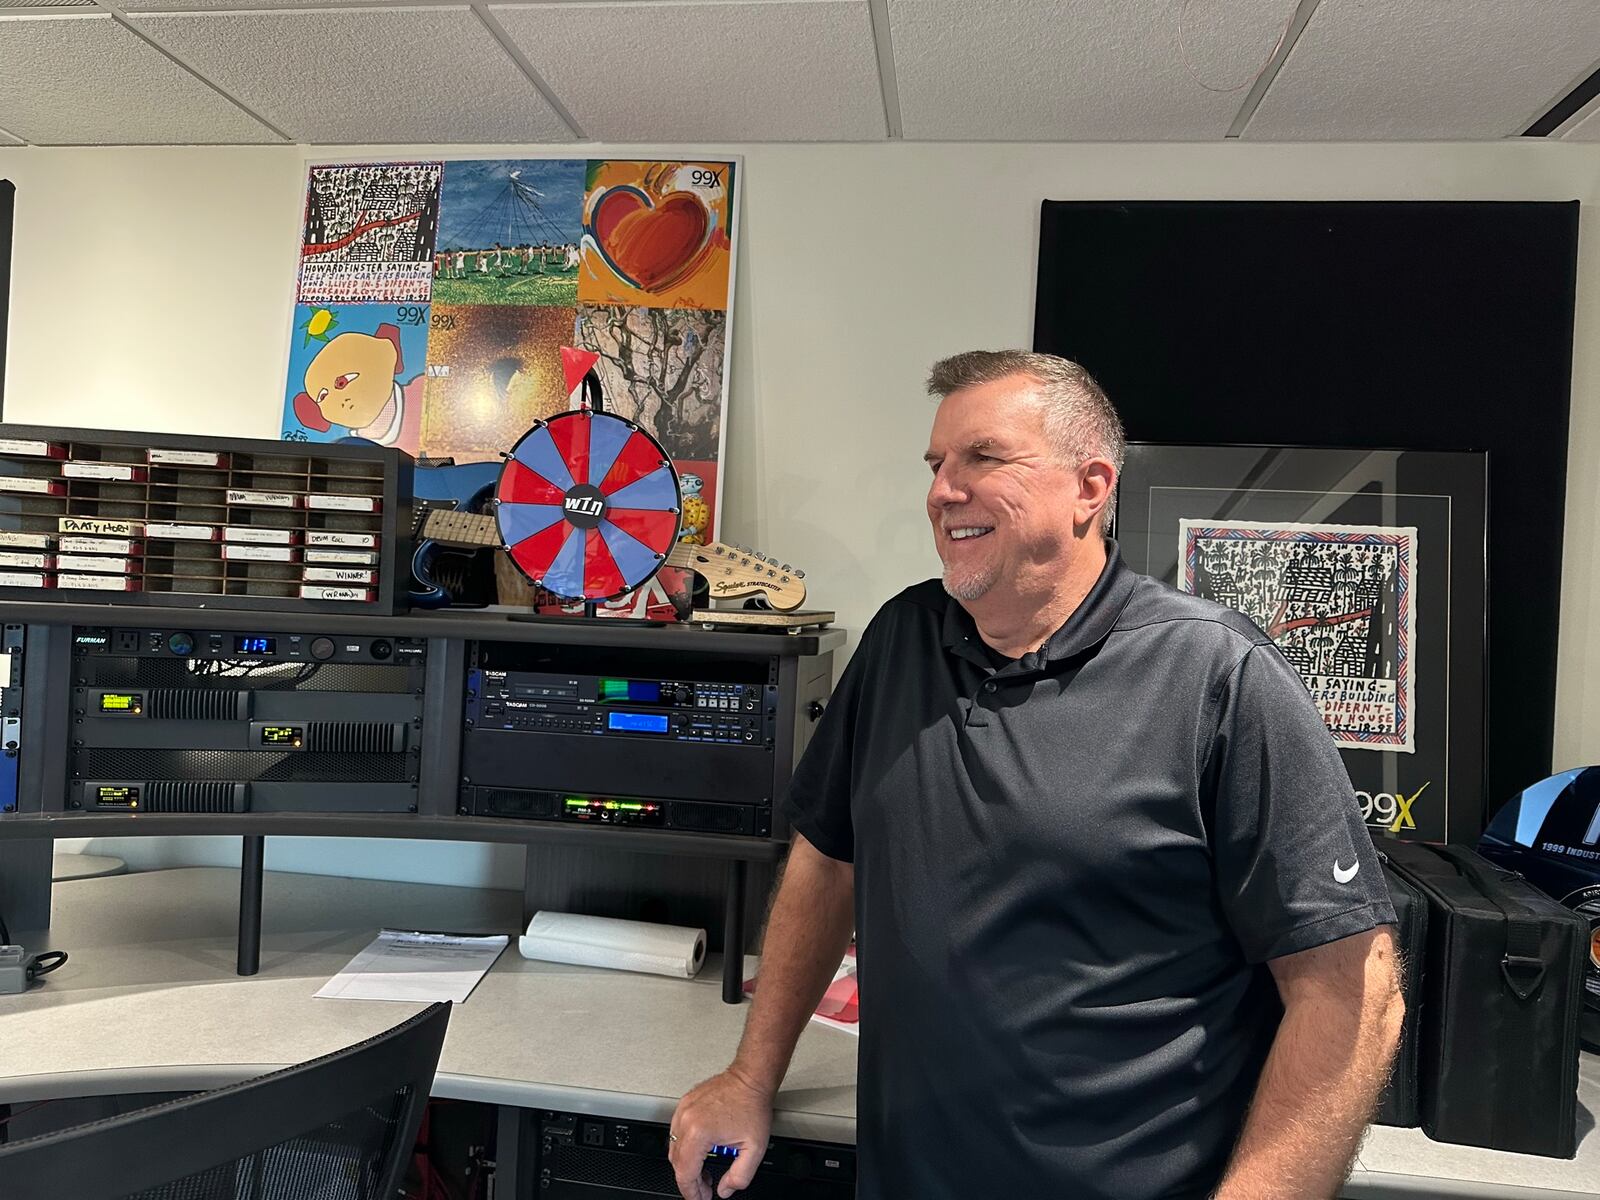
[[282, 304, 428, 453]]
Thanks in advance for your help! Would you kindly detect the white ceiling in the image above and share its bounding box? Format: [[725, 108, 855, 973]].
[[0, 0, 1597, 146]]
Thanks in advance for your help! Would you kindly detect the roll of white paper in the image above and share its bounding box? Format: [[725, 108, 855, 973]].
[[518, 910, 707, 979]]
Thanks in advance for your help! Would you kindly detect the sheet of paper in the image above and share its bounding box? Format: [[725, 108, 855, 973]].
[[742, 949, 861, 1036], [316, 929, 508, 1003]]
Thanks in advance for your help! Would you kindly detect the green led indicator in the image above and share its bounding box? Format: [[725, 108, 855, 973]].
[[563, 796, 646, 813]]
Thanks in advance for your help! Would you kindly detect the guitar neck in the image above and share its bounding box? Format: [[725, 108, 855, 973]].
[[420, 508, 500, 547]]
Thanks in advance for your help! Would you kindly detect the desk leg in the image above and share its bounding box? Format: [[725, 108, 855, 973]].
[[722, 859, 747, 1004], [238, 835, 264, 977]]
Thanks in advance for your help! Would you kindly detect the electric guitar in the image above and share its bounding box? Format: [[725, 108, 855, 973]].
[[410, 460, 503, 607], [418, 506, 808, 611]]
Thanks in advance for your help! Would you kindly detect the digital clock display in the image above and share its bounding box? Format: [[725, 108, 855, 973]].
[[234, 636, 276, 654]]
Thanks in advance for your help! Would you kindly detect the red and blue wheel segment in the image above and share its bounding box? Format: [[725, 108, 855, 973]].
[[495, 410, 681, 601]]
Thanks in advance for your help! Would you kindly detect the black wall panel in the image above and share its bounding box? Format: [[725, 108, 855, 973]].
[[0, 179, 11, 419], [1035, 200, 1579, 822]]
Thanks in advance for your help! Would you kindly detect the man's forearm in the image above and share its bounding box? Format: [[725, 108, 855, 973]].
[[729, 839, 855, 1097], [1214, 946, 1405, 1199]]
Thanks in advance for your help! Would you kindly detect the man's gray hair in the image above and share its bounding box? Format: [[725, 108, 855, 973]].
[[926, 349, 1126, 534]]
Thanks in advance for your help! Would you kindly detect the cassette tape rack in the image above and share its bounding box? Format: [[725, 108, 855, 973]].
[[0, 425, 412, 614]]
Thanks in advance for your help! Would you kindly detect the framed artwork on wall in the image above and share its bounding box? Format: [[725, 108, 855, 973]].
[[1116, 444, 1488, 845]]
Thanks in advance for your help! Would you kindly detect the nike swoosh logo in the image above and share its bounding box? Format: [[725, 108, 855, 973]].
[[1333, 859, 1360, 885]]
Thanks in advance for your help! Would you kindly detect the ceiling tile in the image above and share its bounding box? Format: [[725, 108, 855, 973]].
[[0, 14, 279, 144], [491, 1, 886, 142], [1247, 0, 1600, 140], [119, 0, 379, 8], [131, 8, 572, 144], [887, 0, 1287, 141], [0, 126, 23, 145]]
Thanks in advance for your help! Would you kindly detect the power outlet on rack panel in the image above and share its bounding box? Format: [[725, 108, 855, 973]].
[[113, 630, 141, 654]]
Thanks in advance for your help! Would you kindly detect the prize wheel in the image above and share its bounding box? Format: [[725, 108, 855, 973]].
[[495, 409, 681, 602]]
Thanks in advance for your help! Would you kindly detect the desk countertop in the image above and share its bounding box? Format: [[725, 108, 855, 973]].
[[0, 866, 856, 1142], [3, 867, 1596, 1197]]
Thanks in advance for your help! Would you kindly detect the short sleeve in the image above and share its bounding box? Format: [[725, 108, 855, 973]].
[[1204, 643, 1397, 963], [781, 628, 876, 864]]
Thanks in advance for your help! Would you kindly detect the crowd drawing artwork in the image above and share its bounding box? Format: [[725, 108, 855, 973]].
[[281, 157, 740, 618], [1180, 520, 1418, 752], [296, 162, 442, 307]]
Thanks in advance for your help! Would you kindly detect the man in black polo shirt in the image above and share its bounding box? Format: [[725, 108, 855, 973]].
[[670, 351, 1404, 1200]]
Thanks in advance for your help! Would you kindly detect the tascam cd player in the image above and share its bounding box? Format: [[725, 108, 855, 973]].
[[466, 668, 775, 747], [460, 641, 794, 837]]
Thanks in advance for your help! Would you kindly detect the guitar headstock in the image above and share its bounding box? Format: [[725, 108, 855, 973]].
[[667, 540, 807, 611]]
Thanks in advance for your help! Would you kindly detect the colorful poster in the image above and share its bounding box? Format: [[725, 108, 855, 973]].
[[281, 156, 740, 617], [420, 304, 576, 462], [1180, 520, 1417, 752], [575, 305, 726, 467], [296, 162, 442, 306], [284, 303, 429, 448], [432, 159, 583, 308], [578, 161, 734, 311]]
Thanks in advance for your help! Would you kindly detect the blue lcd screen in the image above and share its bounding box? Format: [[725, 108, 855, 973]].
[[628, 681, 661, 702], [608, 712, 669, 734], [234, 636, 275, 654]]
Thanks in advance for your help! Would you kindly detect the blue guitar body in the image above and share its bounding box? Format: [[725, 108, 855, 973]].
[[409, 460, 501, 607]]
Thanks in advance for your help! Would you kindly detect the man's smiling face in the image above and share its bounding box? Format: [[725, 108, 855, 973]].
[[924, 373, 1084, 605]]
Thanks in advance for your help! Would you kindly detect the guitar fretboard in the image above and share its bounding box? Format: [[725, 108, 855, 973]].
[[422, 508, 499, 547]]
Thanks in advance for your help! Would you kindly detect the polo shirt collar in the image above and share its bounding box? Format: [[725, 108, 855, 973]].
[[941, 539, 1138, 669]]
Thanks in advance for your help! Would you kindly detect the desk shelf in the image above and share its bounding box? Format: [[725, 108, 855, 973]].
[[0, 599, 847, 658], [0, 811, 787, 862]]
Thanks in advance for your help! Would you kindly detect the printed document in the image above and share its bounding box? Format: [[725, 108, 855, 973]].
[[316, 929, 508, 1003]]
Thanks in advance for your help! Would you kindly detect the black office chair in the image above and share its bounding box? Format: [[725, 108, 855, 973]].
[[0, 1001, 450, 1200]]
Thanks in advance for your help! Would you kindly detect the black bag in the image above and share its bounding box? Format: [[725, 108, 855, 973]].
[[1373, 857, 1427, 1128], [1377, 839, 1586, 1157]]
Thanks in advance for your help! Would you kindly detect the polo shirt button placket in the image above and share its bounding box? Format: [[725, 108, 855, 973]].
[[964, 678, 999, 729]]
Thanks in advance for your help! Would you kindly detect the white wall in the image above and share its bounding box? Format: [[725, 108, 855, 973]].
[[6, 140, 1598, 887]]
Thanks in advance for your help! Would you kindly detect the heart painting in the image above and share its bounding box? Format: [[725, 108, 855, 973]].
[[585, 185, 717, 294]]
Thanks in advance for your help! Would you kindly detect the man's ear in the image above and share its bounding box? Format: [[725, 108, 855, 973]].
[[1077, 458, 1116, 532]]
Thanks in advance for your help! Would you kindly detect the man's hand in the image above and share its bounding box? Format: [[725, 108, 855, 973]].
[[668, 1066, 774, 1199], [668, 835, 853, 1198]]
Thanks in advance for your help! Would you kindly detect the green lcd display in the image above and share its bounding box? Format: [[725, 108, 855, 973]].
[[96, 785, 139, 808], [259, 725, 303, 747], [598, 679, 662, 703], [99, 692, 141, 713]]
